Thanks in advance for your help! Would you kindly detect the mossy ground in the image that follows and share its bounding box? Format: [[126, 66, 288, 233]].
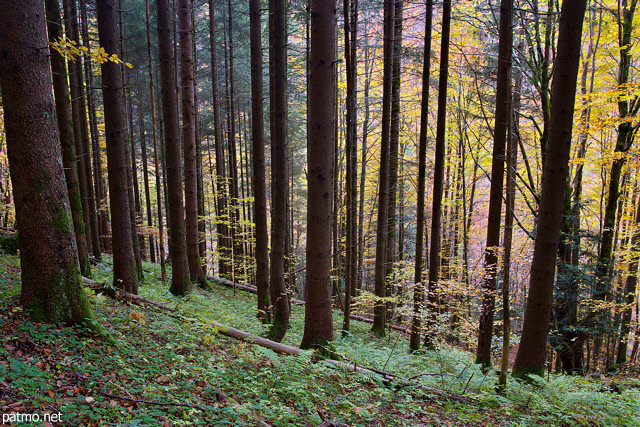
[[1, 254, 639, 426]]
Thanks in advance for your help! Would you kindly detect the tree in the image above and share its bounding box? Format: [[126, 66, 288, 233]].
[[410, 0, 433, 351], [513, 0, 587, 379], [300, 0, 336, 350], [45, 0, 93, 279], [96, 0, 139, 294], [476, 0, 513, 371], [0, 0, 99, 330], [250, 0, 271, 322], [371, 0, 395, 338], [424, 0, 451, 349], [156, 0, 191, 295], [179, 0, 209, 288], [268, 0, 291, 342]]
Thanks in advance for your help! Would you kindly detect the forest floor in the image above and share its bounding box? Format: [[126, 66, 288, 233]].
[[1, 254, 640, 426]]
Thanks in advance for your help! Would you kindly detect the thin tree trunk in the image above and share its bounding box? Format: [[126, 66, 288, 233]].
[[139, 102, 155, 263], [179, 0, 209, 287], [250, 0, 271, 322], [46, 0, 93, 279], [372, 0, 395, 338], [146, 0, 166, 282], [423, 0, 451, 349], [410, 0, 433, 351], [476, 0, 512, 371], [268, 0, 291, 342]]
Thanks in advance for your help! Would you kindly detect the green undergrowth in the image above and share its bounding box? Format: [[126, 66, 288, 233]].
[[0, 254, 638, 426]]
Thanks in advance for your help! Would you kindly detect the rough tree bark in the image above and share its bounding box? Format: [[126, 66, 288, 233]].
[[0, 0, 99, 330], [96, 0, 139, 294], [300, 0, 336, 350], [156, 0, 191, 295]]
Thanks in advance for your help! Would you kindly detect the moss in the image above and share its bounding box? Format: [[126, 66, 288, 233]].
[[49, 204, 73, 235], [0, 234, 19, 255], [511, 366, 545, 382]]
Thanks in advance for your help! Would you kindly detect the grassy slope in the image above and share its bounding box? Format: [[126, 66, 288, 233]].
[[1, 254, 639, 426]]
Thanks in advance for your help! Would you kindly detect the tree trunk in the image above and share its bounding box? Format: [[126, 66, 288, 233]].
[[423, 0, 451, 349], [46, 0, 93, 279], [268, 0, 291, 342], [250, 0, 271, 322], [513, 0, 587, 379], [139, 100, 156, 263], [208, 0, 231, 279], [156, 0, 192, 295], [476, 0, 512, 371], [410, 0, 433, 351], [0, 0, 99, 329], [146, 0, 167, 282], [179, 0, 209, 287], [96, 0, 139, 294], [300, 0, 336, 350], [371, 0, 395, 338]]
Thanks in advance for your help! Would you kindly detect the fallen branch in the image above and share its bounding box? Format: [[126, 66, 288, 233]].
[[99, 391, 207, 412], [95, 287, 473, 403], [82, 277, 176, 312]]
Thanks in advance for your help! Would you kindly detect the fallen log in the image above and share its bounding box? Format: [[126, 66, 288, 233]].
[[209, 275, 408, 333], [92, 285, 473, 403], [82, 277, 176, 312]]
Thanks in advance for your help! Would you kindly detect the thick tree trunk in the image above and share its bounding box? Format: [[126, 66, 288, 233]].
[[268, 0, 291, 342], [46, 0, 93, 279], [513, 0, 587, 379], [410, 0, 433, 351], [179, 0, 209, 287], [300, 0, 336, 349], [0, 0, 99, 329], [249, 0, 271, 322], [96, 0, 139, 294], [156, 0, 192, 295], [476, 0, 512, 371]]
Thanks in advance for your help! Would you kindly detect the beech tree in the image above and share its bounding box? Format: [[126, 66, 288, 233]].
[[300, 0, 336, 350], [513, 0, 587, 379], [0, 0, 98, 329]]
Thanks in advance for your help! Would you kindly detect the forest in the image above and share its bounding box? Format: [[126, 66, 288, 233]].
[[1, 0, 640, 425]]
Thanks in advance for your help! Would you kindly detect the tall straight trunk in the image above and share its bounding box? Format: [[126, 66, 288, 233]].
[[208, 0, 231, 279], [423, 0, 451, 349], [385, 0, 403, 321], [476, 0, 512, 371], [179, 0, 209, 287], [81, 0, 110, 255], [46, 0, 93, 279], [371, 0, 395, 338], [0, 0, 99, 330], [499, 64, 520, 389], [300, 0, 336, 350], [146, 0, 167, 282], [268, 0, 291, 342], [63, 0, 93, 257], [410, 0, 433, 351], [156, 0, 191, 295], [68, 0, 101, 262], [343, 0, 358, 334], [96, 0, 139, 294], [513, 0, 587, 379], [139, 103, 156, 263], [130, 100, 146, 262], [250, 0, 271, 322]]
